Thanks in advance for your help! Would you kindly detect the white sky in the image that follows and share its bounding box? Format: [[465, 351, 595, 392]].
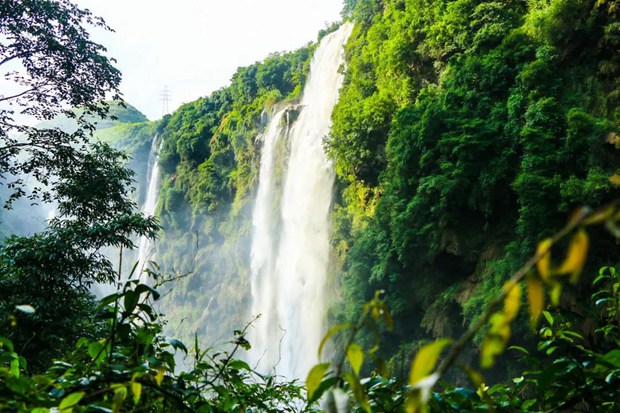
[[74, 0, 344, 121]]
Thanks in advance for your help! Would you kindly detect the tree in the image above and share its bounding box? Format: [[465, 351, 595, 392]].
[[0, 0, 122, 204], [0, 1, 159, 370]]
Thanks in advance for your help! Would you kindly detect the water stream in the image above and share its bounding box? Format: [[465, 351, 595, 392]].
[[136, 135, 162, 277], [249, 22, 353, 379]]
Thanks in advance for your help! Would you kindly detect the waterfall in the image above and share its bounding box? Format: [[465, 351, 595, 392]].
[[249, 22, 353, 379], [136, 135, 162, 276]]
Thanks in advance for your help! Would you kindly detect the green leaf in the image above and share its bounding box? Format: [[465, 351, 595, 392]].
[[59, 392, 85, 412], [135, 284, 161, 300], [409, 339, 451, 385], [10, 358, 20, 377], [123, 290, 139, 315], [306, 362, 330, 400], [228, 359, 251, 371], [98, 293, 119, 308], [318, 323, 351, 359], [166, 338, 188, 354], [346, 343, 364, 376], [344, 372, 370, 413], [0, 337, 14, 352], [111, 384, 127, 413]]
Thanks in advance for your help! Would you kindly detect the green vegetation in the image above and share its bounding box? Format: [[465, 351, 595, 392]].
[[328, 0, 620, 366]]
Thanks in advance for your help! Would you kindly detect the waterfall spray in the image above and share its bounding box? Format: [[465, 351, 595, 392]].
[[249, 22, 353, 379]]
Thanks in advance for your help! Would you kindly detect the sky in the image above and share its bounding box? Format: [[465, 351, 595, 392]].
[[73, 0, 344, 121]]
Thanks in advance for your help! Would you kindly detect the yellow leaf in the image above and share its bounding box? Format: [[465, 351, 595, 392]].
[[131, 375, 142, 405], [526, 276, 544, 327], [557, 229, 589, 283], [536, 238, 553, 281], [155, 368, 165, 386], [346, 343, 364, 376], [464, 366, 485, 388], [481, 335, 505, 369], [503, 281, 522, 321], [609, 174, 620, 188], [409, 339, 451, 386], [488, 312, 510, 340], [306, 362, 330, 400], [550, 282, 562, 306]]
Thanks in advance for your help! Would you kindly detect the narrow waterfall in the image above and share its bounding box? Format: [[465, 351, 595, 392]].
[[136, 135, 162, 276], [249, 22, 353, 379]]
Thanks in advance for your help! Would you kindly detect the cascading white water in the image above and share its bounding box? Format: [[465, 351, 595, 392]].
[[249, 22, 353, 379], [136, 135, 163, 276]]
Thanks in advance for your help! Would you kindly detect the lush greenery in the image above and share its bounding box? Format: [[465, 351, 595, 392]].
[[328, 0, 620, 365]]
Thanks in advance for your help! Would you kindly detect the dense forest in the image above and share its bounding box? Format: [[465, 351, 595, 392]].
[[1, 0, 619, 412]]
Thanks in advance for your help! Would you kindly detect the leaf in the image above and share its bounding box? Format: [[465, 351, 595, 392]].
[[166, 337, 188, 354], [318, 323, 351, 359], [228, 359, 251, 371], [409, 339, 451, 386], [0, 337, 14, 352], [488, 312, 510, 340], [481, 335, 505, 369], [123, 290, 139, 315], [464, 366, 485, 388], [131, 380, 142, 405], [15, 304, 35, 314], [526, 276, 544, 327], [344, 372, 371, 413], [97, 292, 119, 308], [542, 310, 554, 326], [135, 284, 161, 300], [550, 282, 562, 306], [346, 343, 364, 376], [112, 384, 127, 413], [536, 238, 553, 281], [59, 392, 85, 412], [503, 281, 522, 321], [307, 377, 339, 404], [306, 362, 330, 400], [155, 367, 165, 386], [557, 229, 589, 283], [406, 373, 440, 413], [10, 358, 20, 377]]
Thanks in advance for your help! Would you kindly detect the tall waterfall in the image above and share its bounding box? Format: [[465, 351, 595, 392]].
[[136, 135, 162, 276], [249, 22, 353, 379]]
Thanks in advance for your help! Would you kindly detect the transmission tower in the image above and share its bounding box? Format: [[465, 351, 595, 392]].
[[160, 86, 171, 117]]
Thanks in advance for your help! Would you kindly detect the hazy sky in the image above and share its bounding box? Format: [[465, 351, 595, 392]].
[[74, 0, 344, 121]]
